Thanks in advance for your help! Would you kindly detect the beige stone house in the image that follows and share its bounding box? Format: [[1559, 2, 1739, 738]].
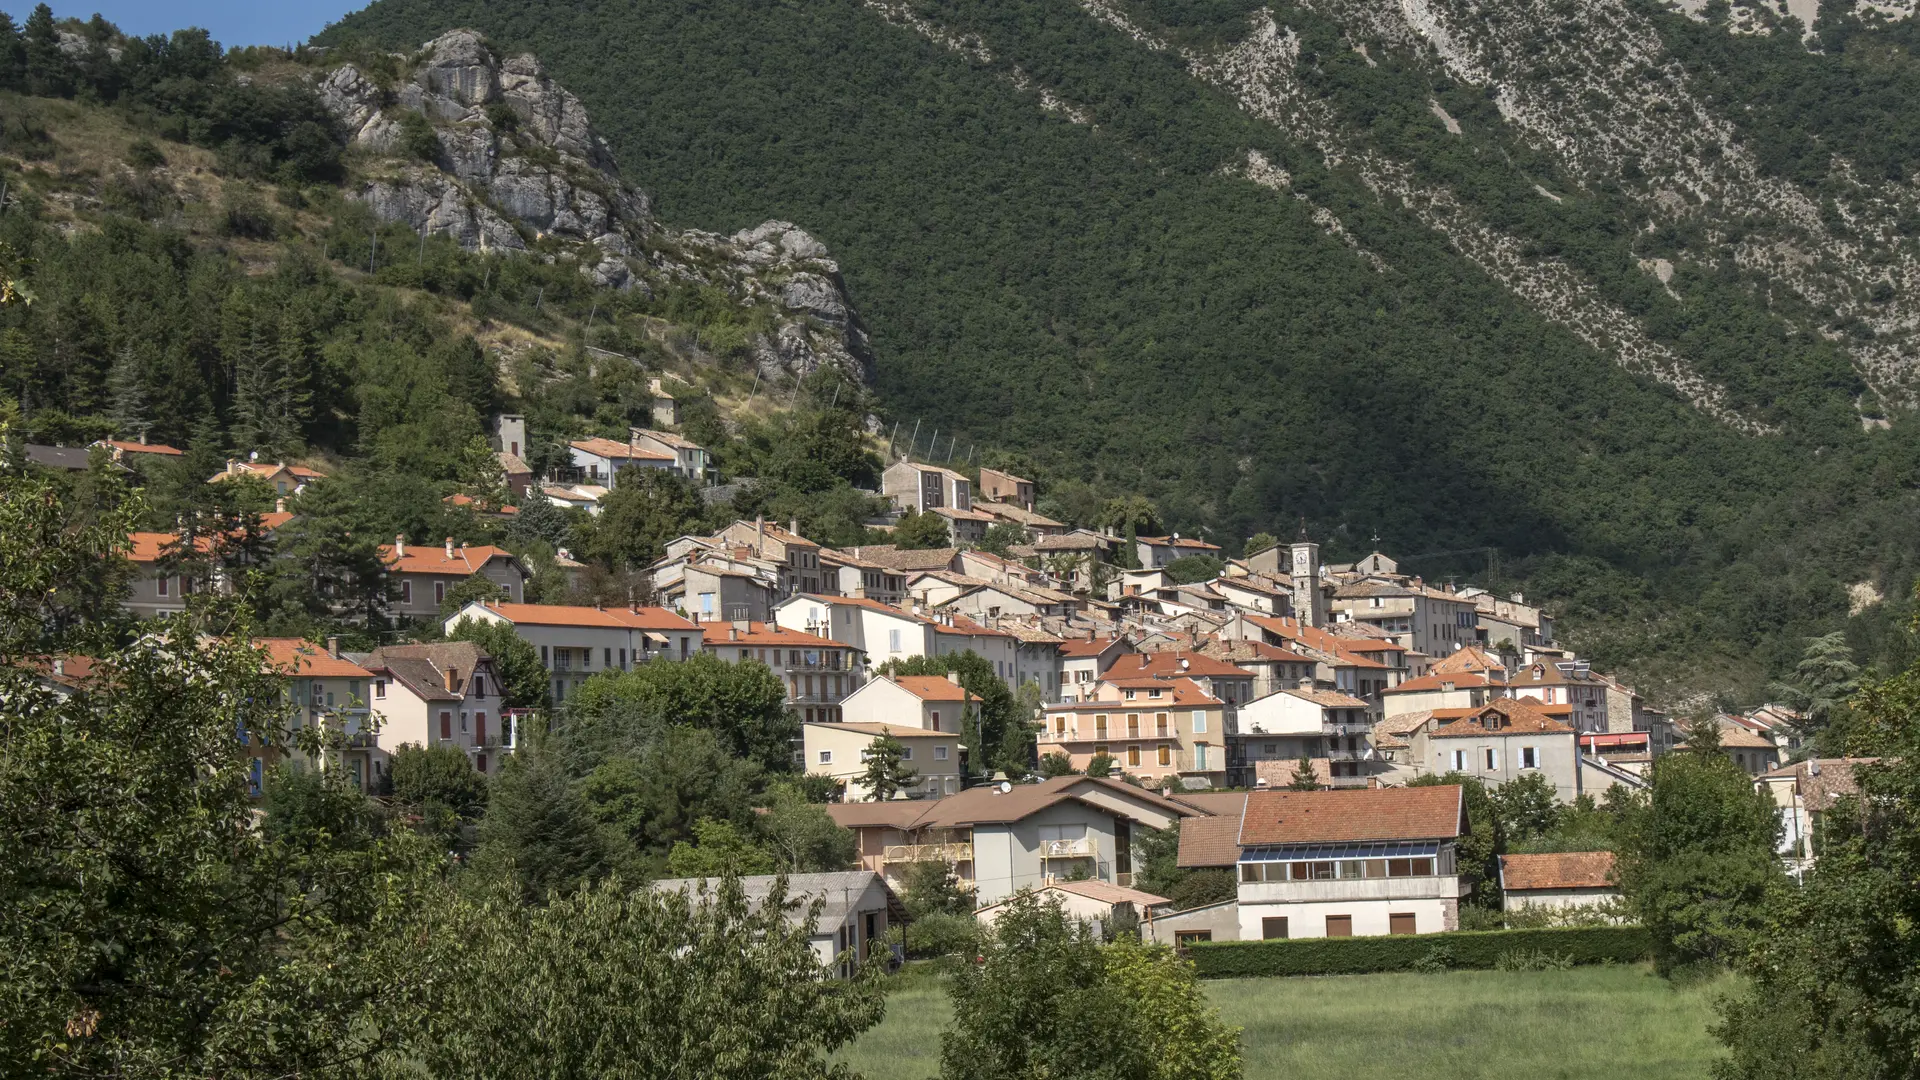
[[1039, 676, 1230, 786], [805, 722, 965, 800], [354, 641, 509, 780], [882, 460, 972, 516], [380, 538, 526, 619], [1498, 852, 1620, 913], [703, 620, 861, 723], [444, 601, 703, 703]]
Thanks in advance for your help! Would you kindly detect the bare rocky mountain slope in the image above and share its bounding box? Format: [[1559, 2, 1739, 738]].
[[316, 29, 872, 385]]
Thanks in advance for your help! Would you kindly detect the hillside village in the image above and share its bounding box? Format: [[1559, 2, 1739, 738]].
[[24, 418, 1834, 947]]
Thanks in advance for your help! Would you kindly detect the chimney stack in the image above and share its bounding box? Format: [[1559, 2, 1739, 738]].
[[755, 516, 766, 552], [275, 497, 287, 514], [394, 534, 405, 558], [947, 671, 962, 685], [444, 667, 458, 693], [327, 635, 340, 659], [790, 519, 800, 538], [1298, 676, 1316, 691], [445, 537, 455, 559], [52, 658, 64, 677]]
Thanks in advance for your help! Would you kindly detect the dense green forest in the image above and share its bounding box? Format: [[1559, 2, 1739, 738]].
[[325, 0, 1920, 698]]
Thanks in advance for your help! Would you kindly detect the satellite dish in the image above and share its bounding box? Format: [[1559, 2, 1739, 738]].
[[998, 780, 1013, 794]]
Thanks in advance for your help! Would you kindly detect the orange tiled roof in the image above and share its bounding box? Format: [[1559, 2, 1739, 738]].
[[1387, 672, 1500, 694], [102, 438, 183, 456], [703, 621, 843, 649], [891, 675, 982, 703], [1137, 535, 1222, 552], [1500, 851, 1617, 891], [483, 602, 698, 632], [1239, 786, 1465, 846], [257, 638, 373, 678], [382, 543, 517, 576], [1176, 806, 1246, 868], [570, 436, 675, 461], [1059, 637, 1126, 658], [1105, 651, 1250, 680], [1430, 698, 1573, 738]]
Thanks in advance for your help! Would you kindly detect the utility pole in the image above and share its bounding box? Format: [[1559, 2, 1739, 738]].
[[368, 226, 378, 274], [887, 421, 900, 459], [908, 418, 921, 458], [927, 430, 938, 464]]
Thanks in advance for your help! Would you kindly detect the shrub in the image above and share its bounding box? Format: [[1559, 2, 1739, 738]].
[[1189, 925, 1652, 978], [903, 912, 980, 959], [1494, 948, 1575, 972]]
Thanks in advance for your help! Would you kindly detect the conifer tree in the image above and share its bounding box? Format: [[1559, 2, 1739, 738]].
[[858, 728, 918, 802], [21, 4, 71, 98], [105, 343, 149, 441]]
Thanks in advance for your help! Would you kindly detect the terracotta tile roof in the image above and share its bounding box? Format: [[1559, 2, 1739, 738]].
[[1100, 676, 1223, 706], [101, 438, 183, 456], [1046, 879, 1171, 907], [1500, 851, 1617, 891], [1137, 535, 1222, 552], [936, 612, 1015, 639], [978, 502, 1065, 528], [892, 675, 982, 703], [126, 515, 290, 564], [1201, 639, 1318, 666], [570, 437, 675, 461], [824, 775, 1197, 831], [1387, 672, 1500, 694], [497, 451, 533, 475], [1239, 786, 1465, 846], [804, 721, 959, 738], [444, 493, 520, 514], [1252, 757, 1333, 788], [1059, 637, 1126, 658], [1176, 812, 1245, 868], [382, 542, 518, 576], [630, 428, 701, 450], [1277, 687, 1371, 709], [1431, 645, 1505, 675], [702, 621, 843, 649], [1105, 651, 1251, 680], [849, 545, 958, 571], [1430, 698, 1574, 738], [1171, 791, 1248, 815], [258, 638, 374, 678], [480, 602, 698, 632], [360, 642, 490, 700], [931, 505, 997, 522], [791, 593, 930, 623]]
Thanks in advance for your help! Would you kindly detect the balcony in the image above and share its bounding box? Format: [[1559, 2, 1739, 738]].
[[784, 659, 854, 673], [884, 842, 973, 863], [1041, 837, 1098, 859], [1326, 746, 1370, 761], [1323, 721, 1373, 736]]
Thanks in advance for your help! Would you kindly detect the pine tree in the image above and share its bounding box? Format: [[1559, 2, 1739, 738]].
[[1286, 756, 1322, 790], [858, 728, 919, 802], [106, 344, 149, 441], [21, 4, 71, 98], [0, 13, 27, 91]]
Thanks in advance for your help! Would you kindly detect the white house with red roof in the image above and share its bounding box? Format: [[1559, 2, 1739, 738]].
[[703, 620, 863, 723], [567, 436, 677, 484], [1236, 686, 1376, 786], [381, 537, 527, 619], [1057, 635, 1135, 701], [1134, 534, 1222, 569], [771, 594, 1024, 690], [1235, 786, 1470, 939], [353, 641, 508, 782], [444, 601, 703, 703], [1381, 671, 1508, 718], [121, 513, 295, 619], [840, 673, 981, 734], [208, 458, 326, 496]]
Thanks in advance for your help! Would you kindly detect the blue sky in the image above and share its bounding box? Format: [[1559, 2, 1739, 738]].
[[41, 1, 362, 48]]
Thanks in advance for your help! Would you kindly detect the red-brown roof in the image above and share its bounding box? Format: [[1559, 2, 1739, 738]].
[[1059, 637, 1126, 658], [702, 622, 843, 649], [1499, 851, 1617, 891], [1387, 672, 1500, 694], [102, 438, 183, 456], [382, 542, 517, 576], [1430, 698, 1574, 738], [1106, 651, 1251, 680], [482, 602, 698, 631], [570, 436, 675, 461], [1138, 535, 1222, 551], [1177, 810, 1245, 868], [892, 675, 981, 703], [257, 638, 374, 678], [443, 493, 520, 514], [1238, 786, 1465, 846]]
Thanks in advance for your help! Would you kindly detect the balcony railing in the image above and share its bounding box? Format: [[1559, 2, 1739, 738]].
[[1323, 721, 1373, 735], [1325, 747, 1369, 761], [1040, 837, 1098, 859], [883, 842, 973, 863], [784, 659, 853, 673]]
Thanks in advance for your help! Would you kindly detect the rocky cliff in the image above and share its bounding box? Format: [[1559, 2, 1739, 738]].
[[316, 29, 872, 384]]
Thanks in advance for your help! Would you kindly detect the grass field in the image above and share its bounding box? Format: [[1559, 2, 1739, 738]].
[[833, 965, 1731, 1080]]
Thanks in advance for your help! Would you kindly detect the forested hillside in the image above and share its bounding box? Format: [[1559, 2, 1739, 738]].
[[326, 0, 1920, 697]]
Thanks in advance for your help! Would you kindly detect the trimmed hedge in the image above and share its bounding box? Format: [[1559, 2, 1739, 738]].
[[1189, 925, 1652, 978]]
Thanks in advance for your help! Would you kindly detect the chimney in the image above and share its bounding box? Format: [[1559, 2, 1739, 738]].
[[557, 547, 571, 560], [327, 635, 340, 659], [595, 600, 604, 611], [789, 519, 800, 538], [275, 497, 287, 514], [755, 515, 766, 552], [444, 667, 458, 693], [137, 430, 147, 445], [225, 458, 236, 474], [1297, 676, 1315, 690], [728, 627, 738, 641], [947, 672, 962, 685], [52, 658, 64, 677], [445, 537, 455, 559], [394, 534, 405, 558]]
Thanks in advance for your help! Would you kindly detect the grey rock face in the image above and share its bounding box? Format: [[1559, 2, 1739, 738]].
[[317, 28, 869, 384]]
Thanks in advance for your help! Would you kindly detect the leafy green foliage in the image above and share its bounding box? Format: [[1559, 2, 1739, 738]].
[[1488, 772, 1563, 845], [943, 891, 1241, 1080], [755, 782, 858, 872], [879, 650, 1033, 777], [1408, 773, 1499, 906], [1713, 616, 1920, 1079], [400, 874, 887, 1079], [665, 818, 778, 877], [445, 614, 549, 708], [1189, 926, 1654, 978], [1038, 750, 1077, 777], [1162, 554, 1223, 585], [563, 650, 795, 772], [1615, 749, 1784, 975], [390, 742, 490, 819], [576, 466, 707, 570], [891, 509, 951, 551]]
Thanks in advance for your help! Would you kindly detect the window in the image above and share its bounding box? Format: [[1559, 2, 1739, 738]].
[[1155, 713, 1169, 737], [619, 648, 628, 668], [401, 581, 413, 604], [1193, 710, 1207, 734], [1176, 930, 1214, 946], [934, 745, 949, 761], [1127, 714, 1140, 737], [374, 680, 386, 700], [1195, 743, 1209, 770], [540, 645, 549, 668], [156, 575, 169, 597], [888, 629, 902, 652], [434, 581, 446, 605], [900, 745, 913, 760], [1158, 745, 1172, 767], [1127, 745, 1141, 767], [476, 713, 487, 744], [1095, 715, 1108, 737], [310, 681, 324, 703], [1521, 746, 1538, 769], [1264, 742, 1277, 755], [1389, 913, 1417, 935], [1450, 749, 1467, 770], [1484, 747, 1500, 770], [818, 750, 833, 764], [472, 674, 487, 698], [1261, 917, 1289, 940], [605, 648, 613, 668], [439, 711, 452, 739], [1325, 915, 1353, 937], [930, 710, 941, 732]]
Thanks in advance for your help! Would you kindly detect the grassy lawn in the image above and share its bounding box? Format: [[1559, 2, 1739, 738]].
[[834, 965, 1730, 1080]]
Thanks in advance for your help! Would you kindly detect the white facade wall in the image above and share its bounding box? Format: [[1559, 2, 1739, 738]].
[[1237, 897, 1452, 939]]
